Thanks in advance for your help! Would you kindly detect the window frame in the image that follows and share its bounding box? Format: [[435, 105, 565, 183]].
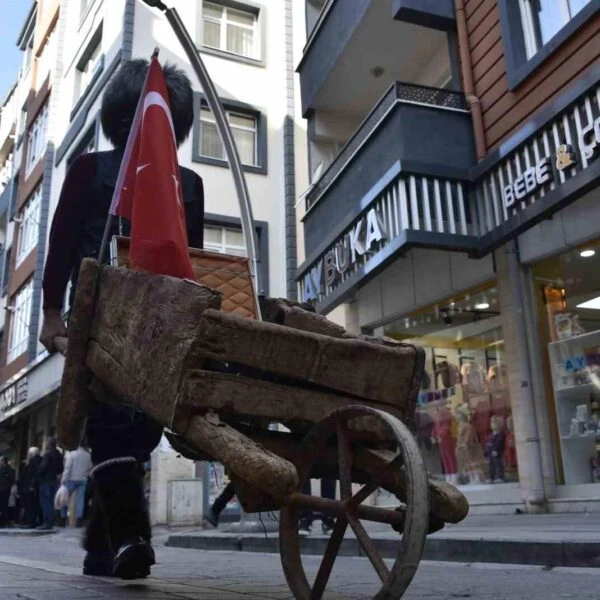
[[198, 0, 266, 67], [192, 93, 268, 175], [498, 0, 600, 90], [7, 279, 33, 364], [15, 186, 41, 267], [25, 102, 49, 177], [71, 25, 105, 120], [1, 247, 11, 298]]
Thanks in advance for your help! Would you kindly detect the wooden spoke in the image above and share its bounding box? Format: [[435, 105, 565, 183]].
[[349, 453, 403, 509], [347, 513, 390, 583], [311, 517, 349, 599], [336, 419, 353, 501]]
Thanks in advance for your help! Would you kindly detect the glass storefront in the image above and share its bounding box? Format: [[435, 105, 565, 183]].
[[373, 283, 518, 488], [532, 242, 600, 486]]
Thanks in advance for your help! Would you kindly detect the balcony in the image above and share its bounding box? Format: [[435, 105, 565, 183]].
[[302, 81, 475, 256], [298, 0, 456, 117]]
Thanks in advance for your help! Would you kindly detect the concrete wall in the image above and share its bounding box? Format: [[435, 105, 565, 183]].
[[354, 248, 495, 329]]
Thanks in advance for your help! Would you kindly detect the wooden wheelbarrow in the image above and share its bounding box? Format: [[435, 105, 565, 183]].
[[56, 257, 469, 600]]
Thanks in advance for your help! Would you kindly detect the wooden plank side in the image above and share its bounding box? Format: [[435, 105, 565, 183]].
[[469, 4, 500, 51], [473, 37, 504, 82], [475, 54, 507, 99], [193, 309, 419, 409], [484, 31, 600, 144], [470, 19, 502, 68], [465, 0, 486, 19], [466, 0, 495, 32], [87, 265, 221, 423], [480, 72, 510, 115], [56, 259, 99, 450], [178, 369, 405, 433]]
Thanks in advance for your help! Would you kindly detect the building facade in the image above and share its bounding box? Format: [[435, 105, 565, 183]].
[[297, 0, 600, 513], [0, 0, 308, 523]]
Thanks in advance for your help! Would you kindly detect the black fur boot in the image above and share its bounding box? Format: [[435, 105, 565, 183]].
[[82, 484, 113, 576], [90, 457, 155, 579]]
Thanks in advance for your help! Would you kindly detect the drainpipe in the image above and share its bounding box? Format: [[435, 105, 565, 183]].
[[454, 0, 486, 161], [506, 240, 546, 510]]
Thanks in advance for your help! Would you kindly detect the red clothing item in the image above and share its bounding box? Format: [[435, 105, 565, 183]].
[[504, 430, 517, 468]]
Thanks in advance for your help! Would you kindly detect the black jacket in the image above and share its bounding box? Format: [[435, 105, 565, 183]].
[[38, 449, 64, 483], [0, 464, 15, 492], [43, 148, 205, 310], [20, 455, 41, 493]]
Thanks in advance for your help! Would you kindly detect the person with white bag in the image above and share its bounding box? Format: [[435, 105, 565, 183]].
[[60, 445, 92, 527]]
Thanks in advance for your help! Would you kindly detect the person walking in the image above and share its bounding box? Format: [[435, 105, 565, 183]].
[[39, 58, 204, 579], [299, 478, 336, 536], [37, 438, 63, 530], [61, 444, 92, 527], [20, 447, 41, 528], [0, 456, 15, 527]]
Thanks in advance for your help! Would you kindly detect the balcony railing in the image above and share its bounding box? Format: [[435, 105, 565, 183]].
[[305, 82, 468, 212]]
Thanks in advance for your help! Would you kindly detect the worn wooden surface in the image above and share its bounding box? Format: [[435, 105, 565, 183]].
[[56, 259, 100, 450], [192, 309, 419, 411], [178, 370, 402, 436], [182, 413, 298, 504], [87, 265, 221, 426]]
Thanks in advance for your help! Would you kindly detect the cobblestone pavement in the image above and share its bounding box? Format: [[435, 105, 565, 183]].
[[0, 528, 598, 599]]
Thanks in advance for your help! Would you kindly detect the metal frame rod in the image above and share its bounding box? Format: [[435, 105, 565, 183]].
[[144, 1, 263, 319]]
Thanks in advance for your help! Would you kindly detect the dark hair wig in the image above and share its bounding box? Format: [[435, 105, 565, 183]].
[[100, 58, 194, 149]]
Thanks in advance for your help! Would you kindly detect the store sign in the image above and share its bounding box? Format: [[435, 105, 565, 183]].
[[303, 207, 387, 302], [0, 377, 28, 413], [502, 144, 578, 210], [581, 115, 600, 160]]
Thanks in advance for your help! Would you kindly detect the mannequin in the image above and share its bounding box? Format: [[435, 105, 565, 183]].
[[485, 416, 505, 483], [504, 415, 517, 471], [473, 397, 491, 453], [455, 410, 484, 484], [432, 404, 457, 485]]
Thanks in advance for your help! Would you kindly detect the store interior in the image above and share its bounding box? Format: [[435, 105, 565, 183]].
[[374, 285, 518, 488], [533, 241, 600, 486]]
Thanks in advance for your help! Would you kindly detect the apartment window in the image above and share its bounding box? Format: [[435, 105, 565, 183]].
[[80, 0, 93, 19], [36, 29, 56, 89], [499, 0, 600, 89], [200, 108, 257, 166], [23, 39, 34, 77], [67, 126, 96, 169], [74, 26, 103, 107], [7, 279, 33, 363], [1, 247, 11, 297], [519, 0, 592, 59], [201, 1, 261, 61], [26, 103, 49, 176], [204, 225, 246, 256], [16, 186, 41, 266]]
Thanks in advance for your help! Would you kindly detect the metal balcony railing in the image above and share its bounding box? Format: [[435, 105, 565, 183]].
[[305, 82, 468, 212]]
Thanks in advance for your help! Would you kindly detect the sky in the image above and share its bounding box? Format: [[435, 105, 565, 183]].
[[0, 0, 34, 101]]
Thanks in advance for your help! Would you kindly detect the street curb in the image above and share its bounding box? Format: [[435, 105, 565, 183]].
[[0, 528, 56, 537], [165, 533, 600, 569]]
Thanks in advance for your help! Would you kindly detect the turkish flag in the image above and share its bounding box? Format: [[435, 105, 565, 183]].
[[109, 56, 194, 280]]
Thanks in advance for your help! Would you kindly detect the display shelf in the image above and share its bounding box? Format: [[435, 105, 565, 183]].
[[548, 329, 600, 485]]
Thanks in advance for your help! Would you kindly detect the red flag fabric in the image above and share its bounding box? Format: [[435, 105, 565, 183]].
[[110, 57, 194, 280]]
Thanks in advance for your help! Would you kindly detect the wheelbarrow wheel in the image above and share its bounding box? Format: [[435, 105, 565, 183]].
[[279, 406, 429, 600]]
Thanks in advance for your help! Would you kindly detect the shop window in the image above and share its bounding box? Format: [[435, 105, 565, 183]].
[[15, 186, 41, 267], [373, 284, 517, 489], [26, 103, 49, 177], [7, 279, 33, 363], [532, 243, 600, 486], [203, 225, 246, 256], [200, 1, 262, 62]]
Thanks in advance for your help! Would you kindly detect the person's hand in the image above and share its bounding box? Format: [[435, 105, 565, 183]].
[[40, 309, 67, 353]]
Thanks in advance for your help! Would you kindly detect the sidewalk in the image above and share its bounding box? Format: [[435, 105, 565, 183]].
[[166, 512, 600, 568]]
